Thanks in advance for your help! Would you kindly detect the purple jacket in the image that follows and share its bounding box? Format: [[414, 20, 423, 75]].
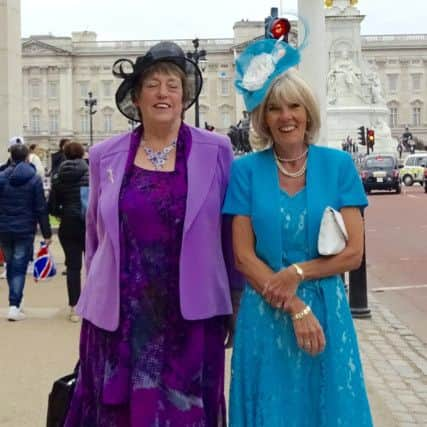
[[76, 125, 242, 331]]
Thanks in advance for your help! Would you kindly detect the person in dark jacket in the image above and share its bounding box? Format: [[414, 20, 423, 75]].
[[48, 142, 88, 322], [50, 138, 70, 179], [0, 144, 52, 321]]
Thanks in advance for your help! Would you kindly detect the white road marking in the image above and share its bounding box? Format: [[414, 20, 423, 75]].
[[372, 284, 427, 292], [399, 257, 410, 261], [367, 228, 377, 232]]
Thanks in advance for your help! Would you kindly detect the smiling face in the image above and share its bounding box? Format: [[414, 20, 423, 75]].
[[250, 69, 321, 150], [133, 63, 186, 126], [265, 100, 308, 149]]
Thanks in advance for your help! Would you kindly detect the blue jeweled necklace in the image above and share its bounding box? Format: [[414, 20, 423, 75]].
[[141, 139, 177, 170]]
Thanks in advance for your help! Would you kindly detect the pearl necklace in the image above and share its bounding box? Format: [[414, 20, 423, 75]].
[[141, 139, 177, 170], [273, 150, 307, 178], [274, 147, 308, 162]]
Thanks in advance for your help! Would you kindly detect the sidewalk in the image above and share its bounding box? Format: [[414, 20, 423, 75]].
[[0, 239, 426, 426], [355, 295, 427, 426]]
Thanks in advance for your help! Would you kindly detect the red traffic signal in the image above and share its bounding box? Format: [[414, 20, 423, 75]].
[[269, 18, 291, 40]]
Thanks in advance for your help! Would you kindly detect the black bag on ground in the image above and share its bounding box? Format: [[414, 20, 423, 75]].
[[46, 363, 79, 427]]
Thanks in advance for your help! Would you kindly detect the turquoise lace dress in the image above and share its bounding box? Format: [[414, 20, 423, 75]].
[[229, 188, 373, 427]]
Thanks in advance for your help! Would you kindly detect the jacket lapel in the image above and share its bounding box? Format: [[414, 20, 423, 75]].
[[305, 145, 325, 258], [184, 132, 218, 232], [99, 136, 132, 261], [258, 149, 282, 271]]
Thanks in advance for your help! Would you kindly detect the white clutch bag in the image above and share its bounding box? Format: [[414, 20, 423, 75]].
[[318, 207, 348, 256]]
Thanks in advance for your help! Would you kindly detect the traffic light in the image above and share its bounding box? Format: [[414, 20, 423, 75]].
[[367, 129, 375, 144], [357, 126, 366, 145], [367, 129, 375, 148], [264, 8, 291, 42]]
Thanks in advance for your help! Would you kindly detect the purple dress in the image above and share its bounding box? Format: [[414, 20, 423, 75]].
[[65, 125, 226, 427]]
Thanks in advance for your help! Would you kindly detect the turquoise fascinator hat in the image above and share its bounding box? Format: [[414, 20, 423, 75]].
[[234, 13, 309, 112]]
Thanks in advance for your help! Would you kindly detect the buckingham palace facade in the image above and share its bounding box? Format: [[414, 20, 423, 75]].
[[21, 20, 427, 162]]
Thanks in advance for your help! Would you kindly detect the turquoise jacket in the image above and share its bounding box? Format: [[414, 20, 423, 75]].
[[223, 145, 368, 270]]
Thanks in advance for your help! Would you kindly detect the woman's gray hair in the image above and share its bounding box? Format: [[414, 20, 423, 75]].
[[250, 68, 321, 150]]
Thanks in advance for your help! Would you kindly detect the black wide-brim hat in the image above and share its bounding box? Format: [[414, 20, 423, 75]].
[[113, 41, 203, 122]]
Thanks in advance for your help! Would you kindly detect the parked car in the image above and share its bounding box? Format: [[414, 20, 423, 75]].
[[424, 168, 427, 193], [360, 154, 401, 194], [399, 152, 427, 186]]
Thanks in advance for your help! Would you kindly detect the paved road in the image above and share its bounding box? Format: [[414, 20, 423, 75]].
[[365, 184, 427, 343]]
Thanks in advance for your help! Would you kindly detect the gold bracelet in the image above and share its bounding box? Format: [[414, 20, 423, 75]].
[[292, 263, 305, 281], [291, 305, 311, 321]]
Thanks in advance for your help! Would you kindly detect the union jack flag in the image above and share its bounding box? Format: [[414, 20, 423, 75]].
[[33, 242, 57, 282]]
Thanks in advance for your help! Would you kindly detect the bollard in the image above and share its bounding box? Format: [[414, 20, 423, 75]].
[[349, 209, 371, 319]]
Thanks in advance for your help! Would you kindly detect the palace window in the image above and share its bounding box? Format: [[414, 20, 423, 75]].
[[389, 107, 398, 128], [79, 82, 89, 98], [48, 111, 59, 133], [387, 74, 398, 93], [80, 114, 89, 133], [103, 112, 113, 133], [102, 81, 113, 97], [411, 74, 422, 92], [219, 76, 230, 96], [412, 106, 421, 127], [30, 109, 41, 134], [47, 81, 59, 99], [30, 80, 41, 99]]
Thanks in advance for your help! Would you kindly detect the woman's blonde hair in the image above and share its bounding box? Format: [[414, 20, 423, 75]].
[[250, 68, 321, 150]]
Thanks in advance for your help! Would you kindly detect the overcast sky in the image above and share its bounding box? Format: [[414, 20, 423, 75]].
[[21, 0, 425, 41]]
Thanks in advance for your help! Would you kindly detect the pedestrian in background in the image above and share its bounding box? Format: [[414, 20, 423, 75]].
[[0, 136, 25, 172], [0, 143, 52, 321], [29, 143, 45, 178], [65, 41, 241, 426], [223, 37, 373, 426], [48, 142, 88, 322], [50, 138, 70, 179]]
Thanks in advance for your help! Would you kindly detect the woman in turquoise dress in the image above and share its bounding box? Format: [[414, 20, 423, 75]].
[[223, 37, 373, 426]]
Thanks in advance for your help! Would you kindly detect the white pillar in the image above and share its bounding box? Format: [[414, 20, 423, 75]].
[[298, 0, 328, 146], [0, 0, 23, 162], [59, 64, 74, 135]]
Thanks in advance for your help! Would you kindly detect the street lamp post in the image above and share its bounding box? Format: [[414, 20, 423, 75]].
[[84, 91, 97, 147], [187, 38, 207, 128]]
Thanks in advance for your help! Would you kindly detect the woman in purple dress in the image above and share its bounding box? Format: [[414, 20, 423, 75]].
[[65, 41, 242, 427]]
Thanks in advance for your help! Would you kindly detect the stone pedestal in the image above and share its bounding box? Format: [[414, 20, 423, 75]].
[[0, 0, 23, 162]]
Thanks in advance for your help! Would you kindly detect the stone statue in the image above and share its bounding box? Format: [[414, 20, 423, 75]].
[[366, 70, 385, 104], [327, 49, 363, 101], [327, 71, 337, 104], [374, 118, 393, 142]]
